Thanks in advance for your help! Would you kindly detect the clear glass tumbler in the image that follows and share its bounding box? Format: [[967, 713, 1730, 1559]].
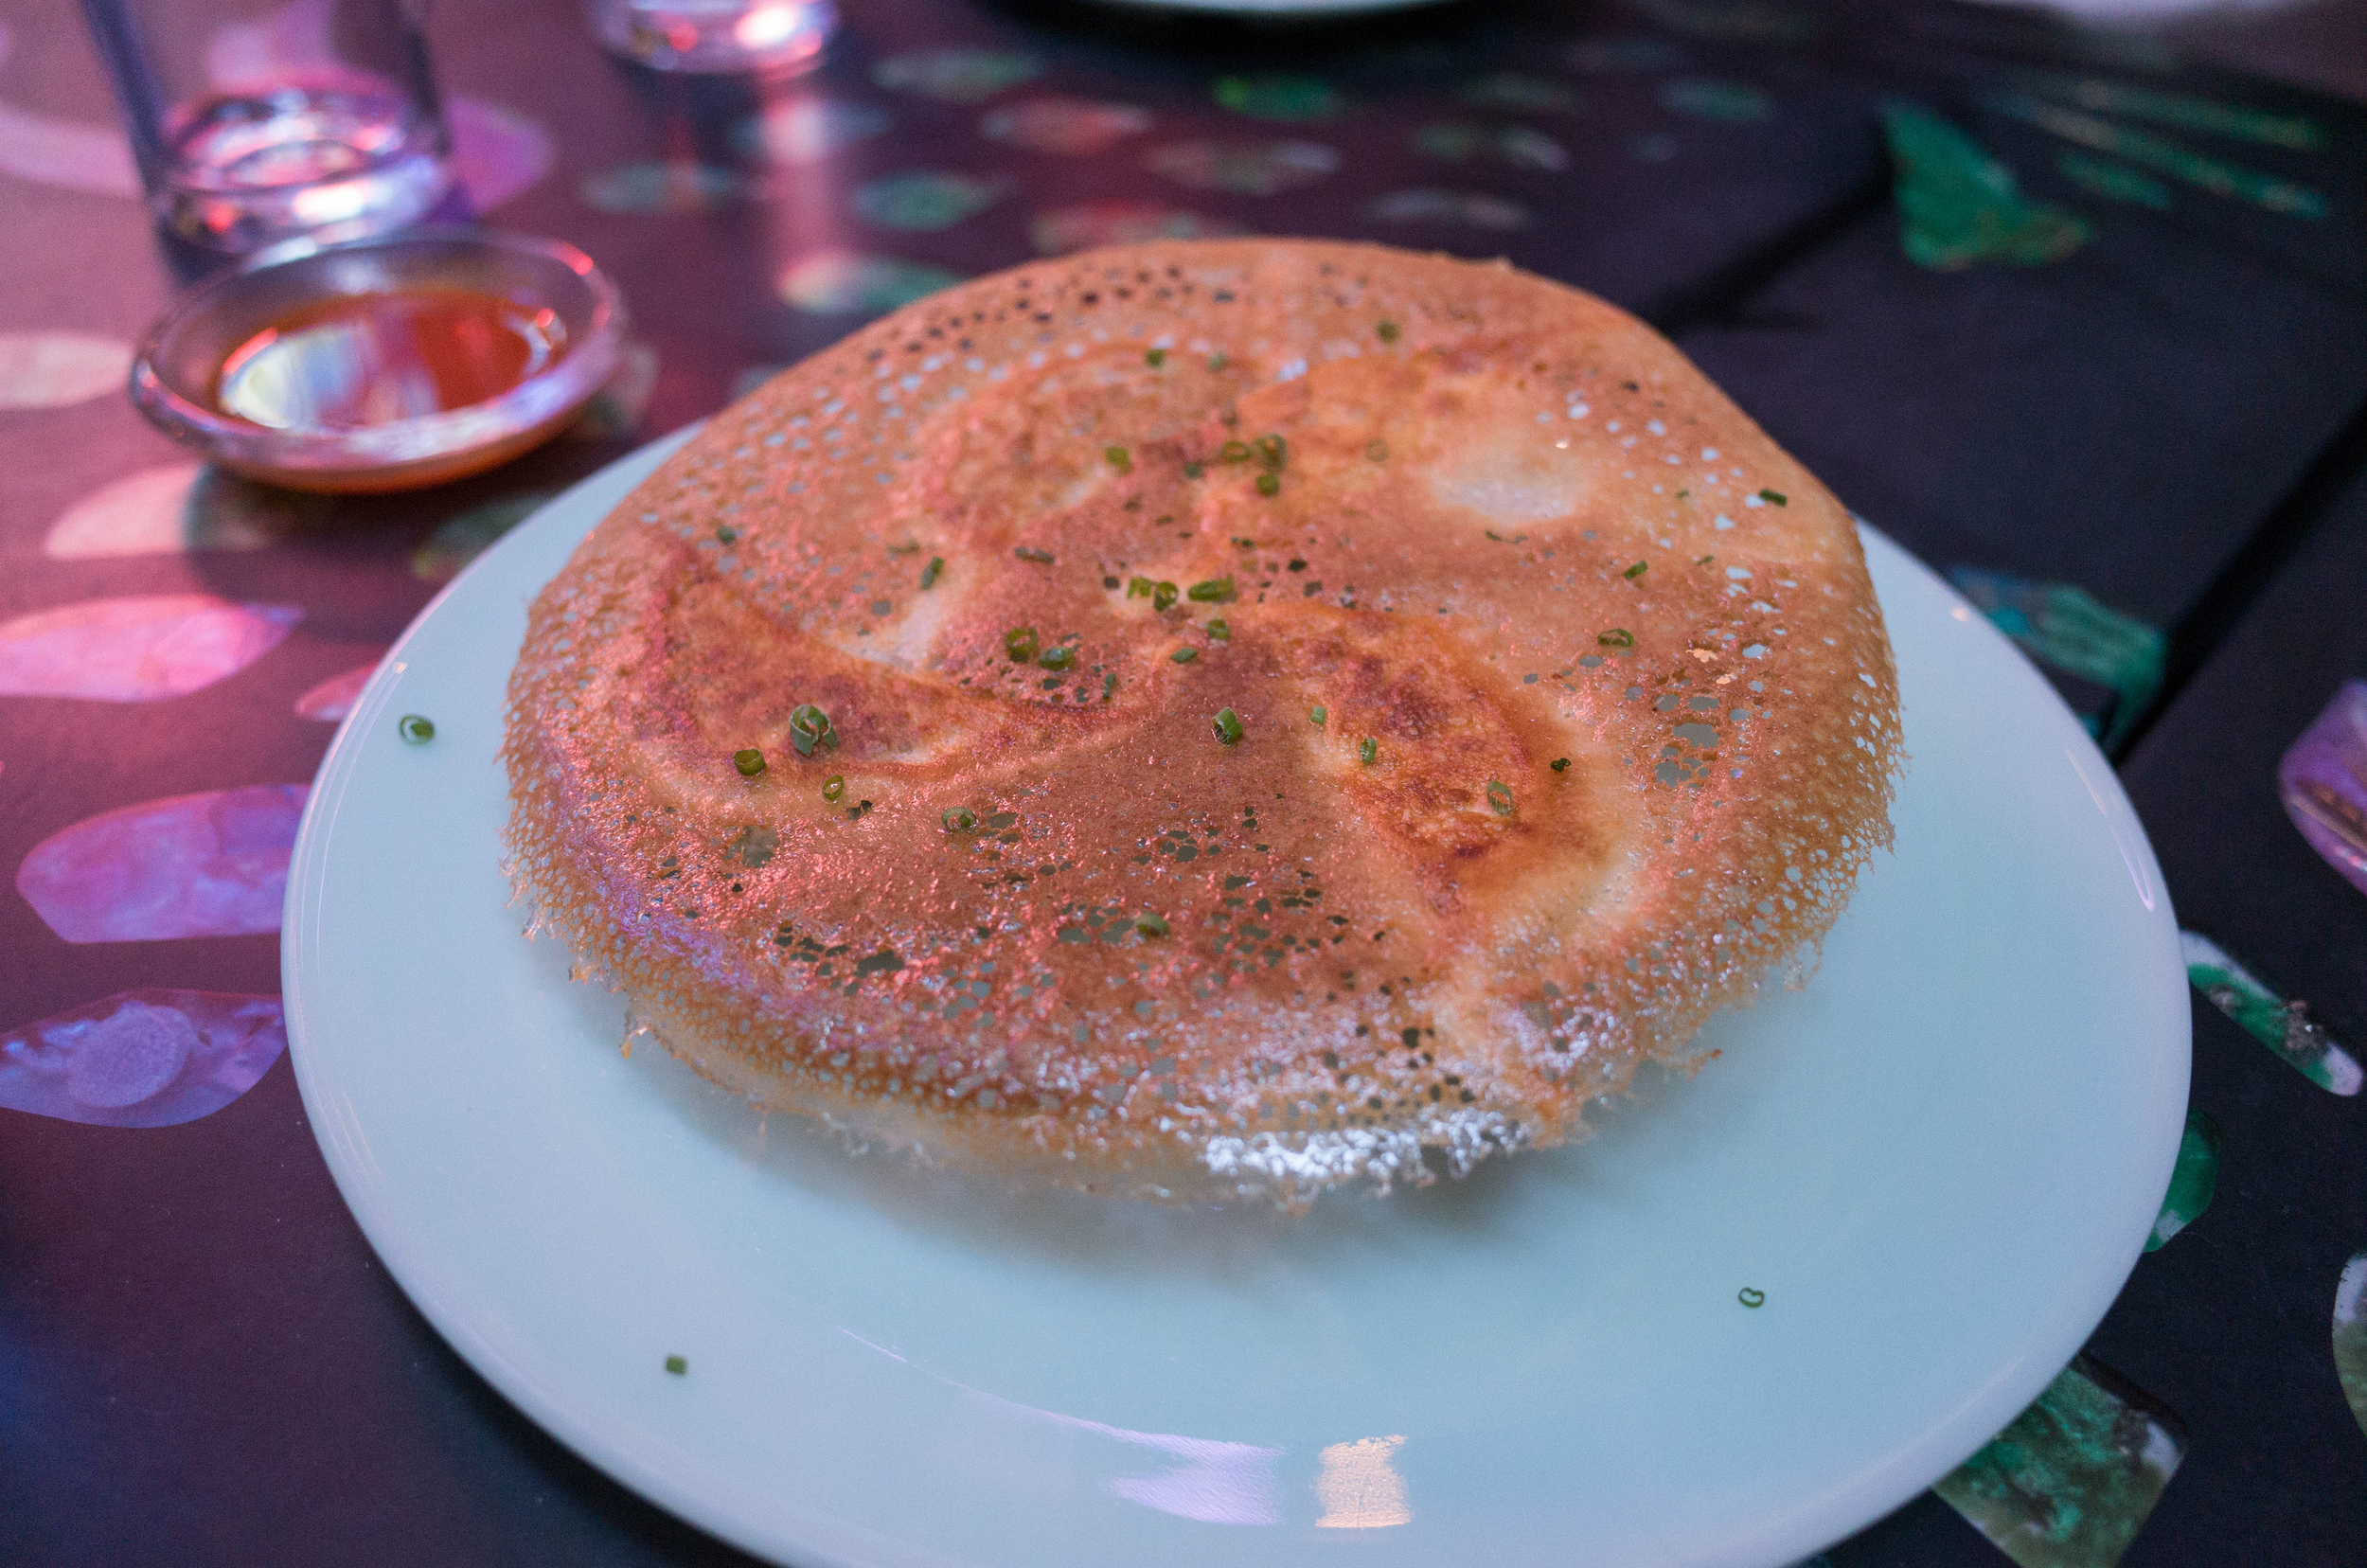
[[80, 0, 455, 256], [586, 0, 835, 76]]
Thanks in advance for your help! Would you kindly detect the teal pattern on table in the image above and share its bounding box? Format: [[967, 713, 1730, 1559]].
[[2338, 1251, 2367, 1439], [411, 493, 553, 582], [1933, 1354, 2184, 1568], [2056, 152, 2172, 210], [871, 48, 1043, 103], [853, 172, 1006, 231], [2145, 1109, 2219, 1251], [1659, 79, 1774, 125], [1457, 73, 1582, 114], [2180, 930, 2363, 1095], [1988, 93, 2328, 219], [1882, 105, 2092, 271], [1946, 566, 2160, 746], [2026, 76, 2323, 151], [1213, 75, 1346, 123], [1411, 122, 1569, 171], [778, 254, 967, 316]]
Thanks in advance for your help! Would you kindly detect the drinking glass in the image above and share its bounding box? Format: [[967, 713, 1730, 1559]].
[[80, 0, 455, 256], [586, 0, 835, 76]]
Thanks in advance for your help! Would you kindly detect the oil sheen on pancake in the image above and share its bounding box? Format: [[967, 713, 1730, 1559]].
[[503, 241, 1903, 1205]]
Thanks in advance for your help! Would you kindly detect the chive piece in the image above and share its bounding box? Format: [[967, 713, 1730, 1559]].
[[1186, 577, 1236, 603], [734, 747, 766, 777], [1105, 445, 1131, 472], [717, 526, 739, 544], [1254, 434, 1286, 470], [1206, 618, 1230, 641], [1758, 489, 1787, 506], [1135, 912, 1171, 937], [1041, 645, 1077, 672], [1364, 439, 1389, 462], [920, 555, 944, 589], [1152, 581, 1179, 612], [1219, 439, 1252, 464], [1146, 347, 1166, 367], [788, 704, 834, 757], [1486, 780, 1516, 818], [1696, 554, 1714, 565], [1014, 545, 1055, 564], [1550, 757, 1571, 773], [1359, 737, 1377, 765], [1005, 626, 1040, 663], [398, 714, 435, 744], [1310, 705, 1327, 727], [1208, 352, 1227, 370], [1377, 320, 1400, 343], [1212, 707, 1245, 746], [1737, 1288, 1766, 1308], [1171, 647, 1199, 664], [1128, 576, 1155, 598], [1102, 671, 1117, 701], [943, 807, 979, 832], [1624, 560, 1649, 580], [1255, 472, 1280, 497], [665, 1355, 687, 1376], [1598, 627, 1634, 648], [1184, 460, 1205, 479], [823, 775, 845, 802]]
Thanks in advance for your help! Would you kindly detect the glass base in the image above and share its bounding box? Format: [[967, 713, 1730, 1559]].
[[588, 0, 835, 75], [156, 83, 454, 255]]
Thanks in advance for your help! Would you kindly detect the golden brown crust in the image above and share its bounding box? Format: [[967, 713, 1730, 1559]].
[[503, 241, 1901, 1203]]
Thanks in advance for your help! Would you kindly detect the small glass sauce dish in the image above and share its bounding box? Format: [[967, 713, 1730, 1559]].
[[131, 227, 626, 492]]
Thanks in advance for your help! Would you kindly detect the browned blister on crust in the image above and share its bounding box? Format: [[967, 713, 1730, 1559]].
[[503, 241, 1902, 1205]]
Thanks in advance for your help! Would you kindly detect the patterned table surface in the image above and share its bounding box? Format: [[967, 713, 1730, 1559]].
[[2, 0, 2362, 1562]]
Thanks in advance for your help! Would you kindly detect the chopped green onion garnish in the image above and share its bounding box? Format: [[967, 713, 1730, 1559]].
[[665, 1355, 687, 1376], [1255, 472, 1279, 497], [1171, 647, 1199, 664], [1624, 560, 1649, 580], [1365, 439, 1389, 462], [1254, 434, 1286, 470], [1039, 645, 1076, 671], [1759, 489, 1787, 506], [1135, 912, 1171, 937], [1102, 671, 1117, 701], [1146, 347, 1166, 367], [823, 775, 845, 802], [1550, 757, 1571, 773], [920, 556, 943, 589], [1184, 460, 1205, 479], [1377, 320, 1400, 343], [1128, 576, 1155, 598], [1208, 352, 1227, 370], [1212, 707, 1245, 745], [1105, 445, 1131, 472], [1696, 554, 1714, 565], [1005, 626, 1040, 663], [1152, 581, 1179, 612], [717, 526, 739, 544], [1186, 577, 1236, 603], [788, 704, 835, 757], [1219, 439, 1251, 464], [1310, 705, 1327, 727], [943, 807, 978, 832], [1014, 545, 1055, 563], [1486, 780, 1515, 818], [1598, 627, 1634, 648], [1359, 737, 1377, 765], [398, 714, 435, 744], [1206, 618, 1230, 641], [734, 747, 766, 777]]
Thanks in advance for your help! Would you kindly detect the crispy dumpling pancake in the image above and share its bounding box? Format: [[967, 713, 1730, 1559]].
[[503, 240, 1901, 1204]]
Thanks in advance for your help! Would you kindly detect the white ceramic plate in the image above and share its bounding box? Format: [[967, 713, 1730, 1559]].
[[286, 431, 2189, 1568]]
